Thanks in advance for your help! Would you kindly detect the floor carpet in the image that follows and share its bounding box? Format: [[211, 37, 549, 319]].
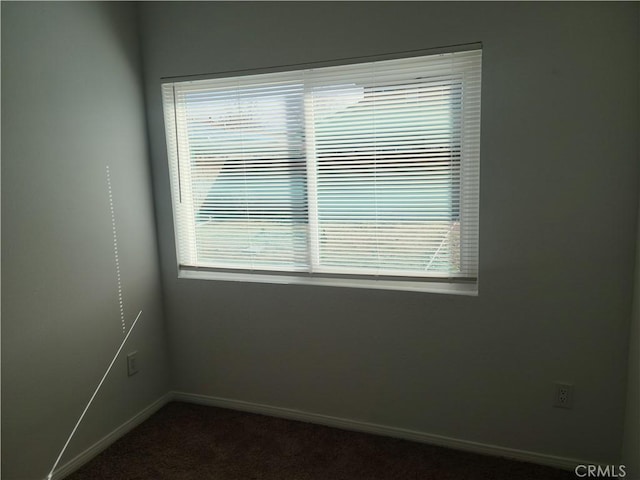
[[66, 402, 575, 480]]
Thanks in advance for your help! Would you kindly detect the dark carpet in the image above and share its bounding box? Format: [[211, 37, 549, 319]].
[[66, 402, 574, 480]]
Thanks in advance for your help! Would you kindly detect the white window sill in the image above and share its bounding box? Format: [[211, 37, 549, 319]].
[[178, 269, 478, 296]]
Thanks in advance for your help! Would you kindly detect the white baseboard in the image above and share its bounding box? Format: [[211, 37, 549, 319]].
[[52, 393, 172, 480], [171, 390, 588, 472], [49, 390, 596, 478]]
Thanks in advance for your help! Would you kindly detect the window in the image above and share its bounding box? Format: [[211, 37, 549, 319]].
[[162, 48, 481, 292]]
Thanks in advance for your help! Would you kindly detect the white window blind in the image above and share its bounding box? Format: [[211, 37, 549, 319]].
[[162, 49, 481, 286]]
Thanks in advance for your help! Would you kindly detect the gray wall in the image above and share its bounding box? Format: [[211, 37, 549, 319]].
[[622, 8, 640, 476], [1, 3, 169, 479], [624, 245, 640, 479], [139, 2, 639, 464]]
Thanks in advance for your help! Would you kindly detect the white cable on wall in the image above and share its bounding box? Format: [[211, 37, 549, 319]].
[[46, 310, 143, 480]]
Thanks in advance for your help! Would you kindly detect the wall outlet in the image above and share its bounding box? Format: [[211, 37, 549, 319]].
[[553, 382, 573, 409], [127, 351, 139, 376]]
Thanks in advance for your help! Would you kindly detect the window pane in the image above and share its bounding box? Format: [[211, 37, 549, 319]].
[[181, 83, 309, 270], [312, 80, 462, 276]]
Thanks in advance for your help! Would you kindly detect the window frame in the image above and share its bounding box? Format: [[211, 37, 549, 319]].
[[162, 45, 481, 294]]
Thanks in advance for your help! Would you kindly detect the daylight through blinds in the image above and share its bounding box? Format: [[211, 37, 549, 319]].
[[163, 49, 481, 280]]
